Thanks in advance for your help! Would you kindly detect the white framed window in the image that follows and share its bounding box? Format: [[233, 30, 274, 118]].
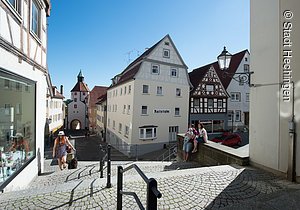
[[123, 105, 126, 114], [246, 93, 250, 102], [142, 85, 149, 94], [128, 85, 131, 94], [244, 64, 250, 72], [125, 126, 129, 137], [175, 107, 180, 116], [124, 86, 127, 94], [231, 92, 241, 102], [206, 85, 214, 92], [113, 120, 116, 129], [228, 110, 233, 122], [217, 99, 223, 108], [235, 110, 241, 122], [156, 86, 163, 95], [151, 64, 160, 75], [31, 0, 41, 38], [139, 127, 157, 140], [176, 88, 181, 97], [141, 106, 148, 115], [163, 49, 170, 58], [5, 0, 22, 17], [171, 68, 178, 77], [127, 105, 131, 114]]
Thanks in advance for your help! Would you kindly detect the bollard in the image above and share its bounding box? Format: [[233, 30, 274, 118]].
[[106, 144, 112, 188], [99, 144, 104, 178], [117, 166, 123, 210]]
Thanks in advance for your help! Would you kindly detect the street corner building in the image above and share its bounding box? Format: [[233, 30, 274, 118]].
[[0, 0, 51, 192], [106, 34, 191, 157]]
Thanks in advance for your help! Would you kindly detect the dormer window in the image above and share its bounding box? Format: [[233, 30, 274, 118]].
[[163, 49, 170, 58]]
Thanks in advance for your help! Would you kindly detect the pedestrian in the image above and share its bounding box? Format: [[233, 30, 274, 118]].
[[52, 131, 75, 170], [182, 124, 197, 162], [192, 122, 208, 153]]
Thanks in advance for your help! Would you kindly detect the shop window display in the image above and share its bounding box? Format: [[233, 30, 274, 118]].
[[0, 70, 35, 187]]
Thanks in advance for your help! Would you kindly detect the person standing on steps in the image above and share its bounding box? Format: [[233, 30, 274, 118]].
[[52, 131, 75, 170]]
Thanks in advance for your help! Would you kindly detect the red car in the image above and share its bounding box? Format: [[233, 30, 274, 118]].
[[211, 132, 242, 147]]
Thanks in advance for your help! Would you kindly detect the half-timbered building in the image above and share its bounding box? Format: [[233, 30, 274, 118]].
[[189, 64, 229, 133]]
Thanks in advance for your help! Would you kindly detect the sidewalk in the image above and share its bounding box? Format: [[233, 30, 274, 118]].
[[1, 158, 300, 209]]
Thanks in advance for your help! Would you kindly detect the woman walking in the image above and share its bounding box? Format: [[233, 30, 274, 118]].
[[52, 131, 75, 170]]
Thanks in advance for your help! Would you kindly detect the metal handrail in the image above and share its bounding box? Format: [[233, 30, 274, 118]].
[[99, 144, 111, 188], [157, 144, 177, 161], [117, 164, 162, 210]]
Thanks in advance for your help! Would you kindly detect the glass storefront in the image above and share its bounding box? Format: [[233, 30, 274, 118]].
[[191, 120, 225, 133], [0, 70, 35, 187]]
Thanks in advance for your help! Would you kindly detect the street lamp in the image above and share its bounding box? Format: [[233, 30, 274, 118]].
[[217, 46, 254, 86]]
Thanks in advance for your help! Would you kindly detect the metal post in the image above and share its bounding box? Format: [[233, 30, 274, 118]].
[[106, 144, 112, 188], [135, 144, 138, 161], [147, 178, 161, 210], [99, 145, 104, 178], [117, 166, 123, 210]]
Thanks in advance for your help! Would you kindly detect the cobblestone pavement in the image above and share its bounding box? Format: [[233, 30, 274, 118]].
[[1, 159, 300, 210]]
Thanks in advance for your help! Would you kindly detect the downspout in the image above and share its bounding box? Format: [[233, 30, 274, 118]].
[[288, 81, 296, 181]]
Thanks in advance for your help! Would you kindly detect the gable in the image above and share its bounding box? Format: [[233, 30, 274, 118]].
[[192, 66, 228, 98], [147, 35, 187, 68]]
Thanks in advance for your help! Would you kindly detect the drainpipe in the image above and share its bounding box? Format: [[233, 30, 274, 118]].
[[287, 81, 296, 182]]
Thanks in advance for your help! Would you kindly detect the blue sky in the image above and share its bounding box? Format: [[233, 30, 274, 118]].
[[47, 1, 249, 99]]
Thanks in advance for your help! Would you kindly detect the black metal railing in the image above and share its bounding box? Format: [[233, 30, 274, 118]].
[[99, 144, 111, 188], [117, 164, 162, 210]]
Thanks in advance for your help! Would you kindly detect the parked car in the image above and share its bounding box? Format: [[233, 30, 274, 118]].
[[211, 132, 242, 147]]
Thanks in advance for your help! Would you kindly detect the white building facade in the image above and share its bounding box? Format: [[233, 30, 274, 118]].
[[226, 50, 250, 131], [250, 0, 300, 181], [0, 0, 51, 191], [106, 35, 191, 157]]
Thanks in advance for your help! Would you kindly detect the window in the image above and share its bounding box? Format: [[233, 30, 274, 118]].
[[127, 105, 131, 114], [16, 82, 21, 91], [235, 110, 241, 122], [217, 99, 223, 108], [228, 110, 234, 121], [6, 0, 21, 15], [206, 85, 214, 92], [31, 0, 40, 38], [4, 79, 9, 88], [175, 107, 180, 116], [163, 49, 170, 58], [128, 85, 131, 94], [0, 70, 36, 187], [141, 106, 148, 115], [246, 93, 250, 102], [74, 104, 77, 109], [118, 123, 122, 133], [208, 99, 213, 108], [120, 88, 123, 95], [156, 86, 163, 95], [142, 85, 149, 94], [176, 88, 181, 97], [74, 98, 77, 102], [139, 127, 157, 140], [245, 57, 248, 62], [171, 68, 178, 77], [244, 64, 250, 72], [108, 118, 110, 127], [231, 92, 241, 102], [83, 92, 86, 95], [124, 86, 127, 94], [123, 105, 126, 114], [125, 126, 129, 137], [164, 41, 169, 46], [113, 120, 116, 129], [151, 64, 160, 74]]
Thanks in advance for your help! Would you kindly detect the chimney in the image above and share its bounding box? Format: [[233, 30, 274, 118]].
[[60, 85, 63, 95]]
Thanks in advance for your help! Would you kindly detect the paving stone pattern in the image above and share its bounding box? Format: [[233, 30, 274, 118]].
[[1, 159, 300, 210]]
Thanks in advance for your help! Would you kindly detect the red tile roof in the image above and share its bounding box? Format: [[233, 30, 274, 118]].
[[89, 86, 108, 106], [190, 50, 248, 90], [71, 81, 90, 92], [53, 89, 64, 99]]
